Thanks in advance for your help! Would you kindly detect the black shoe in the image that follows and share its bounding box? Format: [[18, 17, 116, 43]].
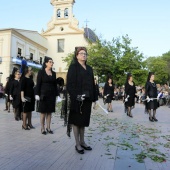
[[41, 130, 46, 135], [80, 145, 92, 150], [149, 117, 154, 122], [22, 125, 30, 130], [75, 146, 84, 154], [46, 128, 53, 134], [152, 117, 158, 121], [15, 118, 19, 121], [27, 124, 35, 129], [4, 109, 8, 111], [129, 114, 133, 118]]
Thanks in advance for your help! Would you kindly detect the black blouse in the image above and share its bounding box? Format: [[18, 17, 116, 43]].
[[10, 79, 21, 96], [125, 82, 136, 98], [145, 82, 157, 98], [67, 62, 96, 111], [35, 69, 59, 97], [21, 77, 34, 98]]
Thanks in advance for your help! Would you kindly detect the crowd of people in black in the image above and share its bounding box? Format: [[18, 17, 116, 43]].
[[0, 46, 170, 155]]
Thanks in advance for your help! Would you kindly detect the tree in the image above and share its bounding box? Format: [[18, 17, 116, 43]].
[[162, 51, 170, 84], [145, 56, 168, 84], [63, 35, 147, 86], [111, 35, 147, 85]]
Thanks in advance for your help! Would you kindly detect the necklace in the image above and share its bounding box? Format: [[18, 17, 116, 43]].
[[150, 82, 156, 87]]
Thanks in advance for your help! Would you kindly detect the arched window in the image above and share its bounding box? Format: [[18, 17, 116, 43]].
[[57, 9, 61, 18], [64, 8, 68, 18]]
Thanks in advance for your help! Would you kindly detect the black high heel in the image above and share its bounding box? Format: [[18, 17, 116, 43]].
[[22, 125, 30, 130], [80, 145, 92, 150], [27, 124, 35, 129], [152, 117, 158, 121], [46, 128, 53, 134], [75, 146, 84, 154], [41, 130, 46, 135], [129, 114, 133, 118], [149, 117, 154, 122]]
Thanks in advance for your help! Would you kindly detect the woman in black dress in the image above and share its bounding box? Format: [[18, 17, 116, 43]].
[[21, 67, 35, 130], [10, 70, 21, 121], [103, 77, 114, 112], [93, 78, 100, 109], [125, 73, 136, 117], [145, 72, 159, 122], [35, 57, 59, 135], [67, 47, 96, 154]]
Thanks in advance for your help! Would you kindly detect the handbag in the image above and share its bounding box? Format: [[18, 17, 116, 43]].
[[25, 96, 31, 102], [36, 101, 40, 112], [40, 95, 46, 101]]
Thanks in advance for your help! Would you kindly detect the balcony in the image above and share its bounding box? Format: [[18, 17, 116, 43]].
[[12, 57, 42, 69]]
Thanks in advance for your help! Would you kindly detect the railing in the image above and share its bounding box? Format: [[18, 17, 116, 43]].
[[12, 57, 42, 69]]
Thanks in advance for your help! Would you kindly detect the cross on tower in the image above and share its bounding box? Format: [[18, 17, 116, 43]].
[[84, 19, 89, 28]]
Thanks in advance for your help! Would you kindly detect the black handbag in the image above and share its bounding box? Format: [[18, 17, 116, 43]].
[[40, 95, 46, 101]]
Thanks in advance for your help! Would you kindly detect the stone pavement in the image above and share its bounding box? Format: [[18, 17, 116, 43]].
[[0, 98, 170, 170]]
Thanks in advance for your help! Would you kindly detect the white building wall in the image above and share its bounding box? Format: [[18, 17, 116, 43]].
[[11, 34, 47, 61], [46, 34, 88, 73], [15, 29, 47, 48], [0, 32, 11, 84]]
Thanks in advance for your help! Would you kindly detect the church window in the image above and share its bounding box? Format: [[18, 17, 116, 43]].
[[57, 9, 61, 18], [30, 53, 33, 60], [17, 48, 22, 57], [57, 39, 64, 53], [40, 57, 42, 64], [60, 27, 64, 31], [64, 8, 69, 18]]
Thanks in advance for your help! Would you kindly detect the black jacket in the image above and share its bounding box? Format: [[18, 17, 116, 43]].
[[67, 62, 96, 113], [35, 69, 59, 98], [103, 83, 114, 97]]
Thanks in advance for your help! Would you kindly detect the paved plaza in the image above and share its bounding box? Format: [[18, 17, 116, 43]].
[[0, 98, 170, 170]]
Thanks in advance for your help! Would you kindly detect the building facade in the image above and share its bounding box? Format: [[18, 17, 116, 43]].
[[0, 0, 96, 84]]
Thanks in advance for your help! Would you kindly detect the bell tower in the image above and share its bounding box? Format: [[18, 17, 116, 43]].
[[45, 0, 79, 30], [50, 0, 75, 19]]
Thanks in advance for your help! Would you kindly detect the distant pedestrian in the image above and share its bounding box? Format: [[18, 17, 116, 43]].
[[145, 72, 159, 122], [10, 71, 22, 121], [93, 78, 99, 110], [103, 77, 114, 112], [124, 73, 136, 118], [21, 66, 35, 130], [4, 77, 9, 111]]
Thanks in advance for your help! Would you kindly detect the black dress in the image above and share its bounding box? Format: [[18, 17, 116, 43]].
[[67, 62, 96, 127], [94, 84, 100, 101], [145, 82, 158, 110], [10, 79, 21, 109], [5, 78, 13, 102], [125, 82, 136, 107], [35, 69, 59, 113], [21, 77, 35, 112], [104, 83, 114, 103]]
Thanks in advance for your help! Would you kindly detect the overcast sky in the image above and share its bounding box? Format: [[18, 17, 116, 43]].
[[0, 0, 169, 57]]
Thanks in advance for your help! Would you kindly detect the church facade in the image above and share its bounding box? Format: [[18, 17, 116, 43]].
[[0, 0, 96, 84]]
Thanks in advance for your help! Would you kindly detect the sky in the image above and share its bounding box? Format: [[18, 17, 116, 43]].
[[0, 0, 170, 57]]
